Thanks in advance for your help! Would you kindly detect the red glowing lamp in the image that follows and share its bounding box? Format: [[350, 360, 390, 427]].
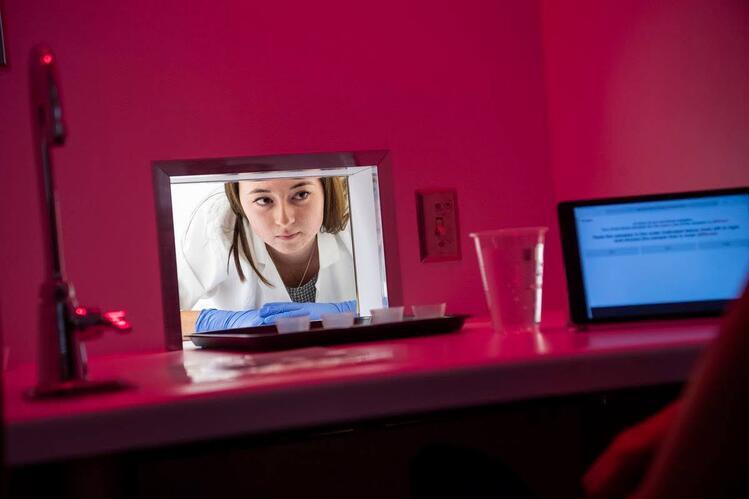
[[103, 310, 132, 332]]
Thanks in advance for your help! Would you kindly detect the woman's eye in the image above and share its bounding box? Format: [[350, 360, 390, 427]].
[[253, 197, 273, 206], [293, 191, 311, 201]]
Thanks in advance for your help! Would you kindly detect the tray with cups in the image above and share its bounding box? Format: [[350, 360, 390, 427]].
[[188, 303, 466, 352]]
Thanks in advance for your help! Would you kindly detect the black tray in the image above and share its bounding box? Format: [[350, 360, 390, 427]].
[[187, 315, 468, 352]]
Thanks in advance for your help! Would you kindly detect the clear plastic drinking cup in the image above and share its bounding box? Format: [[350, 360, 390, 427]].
[[470, 227, 547, 333]]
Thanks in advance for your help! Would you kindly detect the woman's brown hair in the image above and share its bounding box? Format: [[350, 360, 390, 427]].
[[224, 177, 350, 285]]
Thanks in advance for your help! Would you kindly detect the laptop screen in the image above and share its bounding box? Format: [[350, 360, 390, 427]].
[[572, 193, 749, 321]]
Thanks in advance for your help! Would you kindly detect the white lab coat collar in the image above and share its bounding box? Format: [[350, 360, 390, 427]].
[[318, 231, 341, 270]]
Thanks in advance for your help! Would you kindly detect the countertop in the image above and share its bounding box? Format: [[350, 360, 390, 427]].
[[3, 317, 719, 466]]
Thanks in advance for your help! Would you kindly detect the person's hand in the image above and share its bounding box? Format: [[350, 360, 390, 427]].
[[194, 301, 357, 332], [195, 308, 270, 332], [258, 300, 357, 321], [582, 401, 680, 499]]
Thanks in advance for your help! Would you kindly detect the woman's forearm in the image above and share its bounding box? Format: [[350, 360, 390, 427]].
[[180, 310, 201, 337]]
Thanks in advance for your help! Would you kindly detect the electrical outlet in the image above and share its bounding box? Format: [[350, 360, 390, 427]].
[[416, 189, 461, 262]]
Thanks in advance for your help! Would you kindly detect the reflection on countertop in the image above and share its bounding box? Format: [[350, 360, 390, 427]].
[[183, 346, 399, 384]]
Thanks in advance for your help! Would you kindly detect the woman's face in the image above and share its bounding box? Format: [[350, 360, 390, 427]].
[[238, 178, 325, 257]]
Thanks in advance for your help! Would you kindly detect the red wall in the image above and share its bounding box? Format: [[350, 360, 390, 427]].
[[0, 1, 559, 365], [541, 0, 749, 202]]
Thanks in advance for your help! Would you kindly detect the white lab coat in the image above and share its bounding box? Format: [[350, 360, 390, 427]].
[[177, 194, 356, 311]]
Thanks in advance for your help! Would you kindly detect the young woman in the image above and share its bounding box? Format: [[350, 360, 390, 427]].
[[178, 176, 356, 333]]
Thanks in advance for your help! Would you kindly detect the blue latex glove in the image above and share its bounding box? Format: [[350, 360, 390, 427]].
[[195, 300, 357, 332], [195, 308, 269, 332], [257, 300, 357, 321]]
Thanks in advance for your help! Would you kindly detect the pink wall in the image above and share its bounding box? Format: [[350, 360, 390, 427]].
[[0, 1, 559, 365], [541, 0, 749, 202]]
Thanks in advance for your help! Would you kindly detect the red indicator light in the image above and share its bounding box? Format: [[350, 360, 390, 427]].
[[104, 310, 126, 320], [74, 307, 87, 316], [114, 320, 131, 331], [104, 310, 131, 331], [41, 53, 54, 65]]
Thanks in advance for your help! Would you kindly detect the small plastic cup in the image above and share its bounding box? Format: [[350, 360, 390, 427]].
[[371, 306, 404, 324], [411, 303, 447, 319], [470, 227, 547, 333], [321, 312, 355, 329], [275, 315, 311, 334]]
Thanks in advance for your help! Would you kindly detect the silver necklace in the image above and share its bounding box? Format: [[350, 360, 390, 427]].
[[296, 239, 317, 288]]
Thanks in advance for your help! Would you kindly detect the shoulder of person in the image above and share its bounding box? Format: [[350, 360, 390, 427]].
[[183, 192, 235, 250], [176, 190, 237, 309]]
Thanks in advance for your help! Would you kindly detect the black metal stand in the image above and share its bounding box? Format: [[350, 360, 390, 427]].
[[29, 45, 132, 399]]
